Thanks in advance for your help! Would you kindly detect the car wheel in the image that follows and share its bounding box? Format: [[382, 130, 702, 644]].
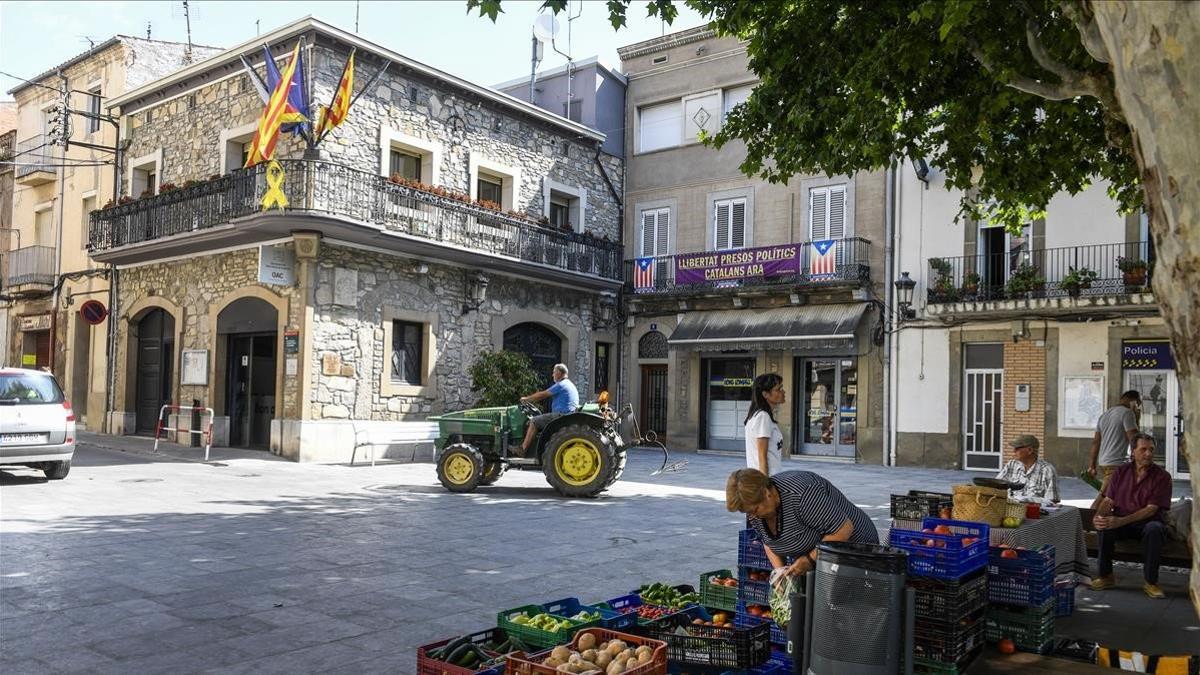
[[44, 460, 71, 480]]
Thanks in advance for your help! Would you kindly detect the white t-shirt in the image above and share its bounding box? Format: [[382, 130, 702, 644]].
[[744, 410, 783, 475]]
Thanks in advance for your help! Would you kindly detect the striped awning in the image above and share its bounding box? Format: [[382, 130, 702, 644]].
[[667, 304, 869, 352]]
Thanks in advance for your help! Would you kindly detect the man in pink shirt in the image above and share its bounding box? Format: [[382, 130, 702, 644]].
[[1090, 434, 1174, 598]]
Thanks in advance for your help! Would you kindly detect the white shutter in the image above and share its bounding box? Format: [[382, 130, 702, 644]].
[[656, 209, 669, 256], [639, 101, 682, 152], [640, 210, 655, 256], [828, 185, 846, 239], [810, 187, 829, 240], [715, 202, 731, 249], [731, 200, 746, 248]]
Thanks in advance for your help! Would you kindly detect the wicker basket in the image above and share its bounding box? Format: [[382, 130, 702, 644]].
[[1003, 501, 1026, 527], [951, 484, 1008, 527]]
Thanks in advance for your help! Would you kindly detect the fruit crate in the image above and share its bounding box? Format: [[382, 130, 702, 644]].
[[888, 518, 989, 581], [734, 603, 787, 646], [603, 593, 678, 627], [1054, 579, 1077, 618], [891, 491, 953, 521], [642, 606, 771, 669], [541, 597, 635, 633], [738, 529, 772, 571], [910, 568, 988, 620], [497, 604, 591, 650], [912, 607, 985, 665], [700, 570, 740, 612], [736, 567, 771, 606], [985, 600, 1055, 652], [987, 545, 1056, 607], [418, 627, 510, 675], [505, 627, 668, 675], [913, 646, 981, 675]]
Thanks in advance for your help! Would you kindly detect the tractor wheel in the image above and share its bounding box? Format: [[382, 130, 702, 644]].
[[603, 451, 628, 490], [437, 444, 484, 493], [543, 424, 616, 498], [480, 460, 505, 486]]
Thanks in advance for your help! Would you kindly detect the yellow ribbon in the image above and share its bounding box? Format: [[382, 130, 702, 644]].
[[261, 160, 288, 212]]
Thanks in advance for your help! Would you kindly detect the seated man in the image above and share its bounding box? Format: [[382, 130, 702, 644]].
[[516, 363, 579, 457], [1090, 433, 1173, 598], [996, 434, 1060, 503]]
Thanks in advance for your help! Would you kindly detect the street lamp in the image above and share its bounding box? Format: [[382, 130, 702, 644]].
[[894, 272, 917, 321], [461, 272, 489, 314]]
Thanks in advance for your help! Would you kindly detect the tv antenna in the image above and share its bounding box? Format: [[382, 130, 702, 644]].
[[182, 1, 194, 62], [529, 13, 558, 102]]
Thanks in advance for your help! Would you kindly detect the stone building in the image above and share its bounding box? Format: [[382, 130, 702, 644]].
[[615, 27, 888, 463], [3, 36, 219, 428], [91, 18, 624, 461]]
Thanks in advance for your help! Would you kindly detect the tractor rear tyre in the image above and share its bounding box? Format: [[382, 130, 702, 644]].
[[437, 444, 484, 493], [543, 424, 616, 498], [480, 460, 504, 486]]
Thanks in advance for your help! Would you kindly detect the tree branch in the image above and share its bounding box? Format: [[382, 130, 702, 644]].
[[1025, 18, 1085, 84], [1061, 1, 1111, 64], [971, 48, 1091, 100]]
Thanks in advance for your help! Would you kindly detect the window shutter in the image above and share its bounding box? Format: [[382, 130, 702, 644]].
[[809, 187, 829, 240], [828, 185, 846, 239], [731, 200, 746, 248], [715, 202, 731, 249], [656, 210, 669, 256], [641, 211, 655, 256]]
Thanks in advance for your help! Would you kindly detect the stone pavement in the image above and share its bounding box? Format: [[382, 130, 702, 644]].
[[1, 433, 1194, 674]]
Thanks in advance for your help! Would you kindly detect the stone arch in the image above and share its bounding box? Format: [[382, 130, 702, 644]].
[[638, 330, 669, 360], [208, 286, 289, 437], [121, 296, 184, 420], [491, 309, 577, 387]]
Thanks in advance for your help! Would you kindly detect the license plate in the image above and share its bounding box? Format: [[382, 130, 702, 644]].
[[0, 433, 48, 445]]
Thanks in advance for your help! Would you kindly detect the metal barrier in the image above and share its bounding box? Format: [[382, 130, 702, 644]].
[[152, 404, 215, 460]]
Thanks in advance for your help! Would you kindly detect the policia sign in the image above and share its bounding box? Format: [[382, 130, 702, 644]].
[[1121, 339, 1175, 370]]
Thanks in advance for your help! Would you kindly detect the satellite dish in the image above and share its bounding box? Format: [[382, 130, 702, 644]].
[[533, 13, 559, 42]]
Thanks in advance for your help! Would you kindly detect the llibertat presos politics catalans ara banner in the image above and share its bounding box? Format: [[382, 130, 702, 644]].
[[674, 244, 801, 285]]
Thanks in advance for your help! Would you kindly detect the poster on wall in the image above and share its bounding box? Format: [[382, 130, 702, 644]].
[[1063, 375, 1105, 429], [181, 349, 209, 386]]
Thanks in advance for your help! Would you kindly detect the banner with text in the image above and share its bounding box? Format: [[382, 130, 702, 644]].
[[675, 244, 801, 285]]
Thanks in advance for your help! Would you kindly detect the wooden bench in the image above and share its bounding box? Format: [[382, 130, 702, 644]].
[[351, 421, 439, 466], [1078, 507, 1193, 568]]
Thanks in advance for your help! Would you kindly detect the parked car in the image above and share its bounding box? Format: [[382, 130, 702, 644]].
[[0, 368, 75, 479]]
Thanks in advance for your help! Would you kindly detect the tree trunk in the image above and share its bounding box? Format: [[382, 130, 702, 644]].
[[1089, 1, 1200, 619]]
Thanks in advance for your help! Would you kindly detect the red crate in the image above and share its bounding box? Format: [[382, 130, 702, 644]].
[[417, 627, 507, 675], [505, 628, 667, 675]]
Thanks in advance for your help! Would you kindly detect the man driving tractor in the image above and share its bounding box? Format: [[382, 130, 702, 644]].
[[516, 363, 579, 457]]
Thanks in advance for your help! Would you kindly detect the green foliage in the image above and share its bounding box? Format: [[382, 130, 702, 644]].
[[1060, 265, 1098, 291], [468, 350, 543, 408], [1116, 256, 1147, 273], [929, 258, 953, 277], [1006, 263, 1046, 296], [473, 0, 1142, 230]]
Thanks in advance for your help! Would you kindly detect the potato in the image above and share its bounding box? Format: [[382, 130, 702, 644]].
[[569, 653, 583, 664], [557, 664, 577, 674], [635, 646, 652, 659], [619, 648, 634, 662], [551, 646, 572, 662], [543, 656, 564, 667], [582, 649, 598, 663], [579, 661, 599, 672], [637, 651, 653, 664], [606, 660, 625, 675], [606, 641, 626, 657], [595, 651, 613, 668], [578, 633, 597, 651]]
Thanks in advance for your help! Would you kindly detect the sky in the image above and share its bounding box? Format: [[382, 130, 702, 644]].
[[0, 0, 709, 101]]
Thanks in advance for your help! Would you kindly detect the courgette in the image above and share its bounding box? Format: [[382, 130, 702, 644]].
[[447, 643, 474, 666]]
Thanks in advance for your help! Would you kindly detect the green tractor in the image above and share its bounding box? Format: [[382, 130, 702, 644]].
[[429, 395, 679, 497]]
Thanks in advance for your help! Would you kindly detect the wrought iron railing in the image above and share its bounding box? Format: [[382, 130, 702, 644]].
[[5, 245, 56, 287], [623, 237, 872, 295], [88, 159, 623, 281], [926, 241, 1154, 303], [15, 135, 55, 179]]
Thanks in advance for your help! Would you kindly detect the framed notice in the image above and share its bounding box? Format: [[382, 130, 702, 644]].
[[181, 349, 209, 386], [1062, 375, 1104, 430]]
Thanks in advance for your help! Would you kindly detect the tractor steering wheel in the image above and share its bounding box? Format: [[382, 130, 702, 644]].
[[519, 399, 542, 418]]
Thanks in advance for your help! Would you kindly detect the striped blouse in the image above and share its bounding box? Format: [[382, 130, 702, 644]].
[[749, 470, 879, 560]]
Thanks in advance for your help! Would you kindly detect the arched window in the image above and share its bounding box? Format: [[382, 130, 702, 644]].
[[638, 330, 668, 359], [503, 322, 563, 386]]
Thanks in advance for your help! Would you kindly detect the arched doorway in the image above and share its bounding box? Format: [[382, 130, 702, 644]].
[[135, 308, 175, 433], [503, 322, 562, 386], [637, 330, 669, 442], [218, 297, 277, 448]]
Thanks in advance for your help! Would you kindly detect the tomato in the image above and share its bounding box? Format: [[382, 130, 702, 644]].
[[1001, 549, 1020, 559], [933, 525, 952, 535], [724, 579, 738, 587], [961, 537, 977, 547], [747, 605, 764, 617], [998, 638, 1016, 655]]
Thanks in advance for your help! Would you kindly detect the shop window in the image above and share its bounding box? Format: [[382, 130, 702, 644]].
[[391, 320, 424, 385]]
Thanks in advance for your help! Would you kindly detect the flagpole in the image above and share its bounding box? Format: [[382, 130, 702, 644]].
[[239, 51, 271, 104], [303, 35, 316, 152], [293, 36, 313, 148], [316, 54, 388, 145], [297, 35, 314, 150]]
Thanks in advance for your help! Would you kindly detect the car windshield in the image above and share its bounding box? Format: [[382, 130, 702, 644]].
[[0, 372, 65, 405]]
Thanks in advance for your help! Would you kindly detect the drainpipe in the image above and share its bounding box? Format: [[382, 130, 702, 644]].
[[889, 159, 904, 467], [49, 70, 69, 376], [882, 160, 896, 466], [103, 110, 124, 434], [593, 143, 625, 399]]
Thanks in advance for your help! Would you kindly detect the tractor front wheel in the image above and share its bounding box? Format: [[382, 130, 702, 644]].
[[543, 424, 616, 498], [437, 444, 484, 493]]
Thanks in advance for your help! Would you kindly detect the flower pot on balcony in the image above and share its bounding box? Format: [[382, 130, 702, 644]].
[[1122, 268, 1147, 287]]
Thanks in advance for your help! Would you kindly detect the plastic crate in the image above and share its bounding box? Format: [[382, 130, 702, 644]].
[[985, 600, 1055, 652], [738, 529, 772, 571], [736, 567, 771, 606], [632, 584, 700, 611], [1054, 579, 1077, 618], [912, 607, 985, 665], [642, 606, 771, 669], [505, 627, 667, 675], [913, 646, 981, 675], [734, 604, 787, 646], [540, 597, 634, 633], [891, 491, 954, 521], [418, 627, 509, 675], [497, 604, 590, 650], [700, 570, 740, 612], [603, 593, 677, 626], [987, 545, 1056, 607], [910, 568, 988, 620], [888, 518, 989, 581]]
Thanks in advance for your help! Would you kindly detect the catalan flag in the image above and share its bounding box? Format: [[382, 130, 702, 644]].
[[810, 239, 837, 277], [633, 257, 656, 292], [245, 41, 303, 167], [262, 43, 309, 135], [316, 49, 355, 138]]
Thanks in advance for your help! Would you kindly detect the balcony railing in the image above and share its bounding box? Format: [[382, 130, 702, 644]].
[[624, 237, 872, 295], [926, 241, 1153, 303], [4, 245, 56, 288], [88, 159, 623, 281], [14, 135, 55, 180]]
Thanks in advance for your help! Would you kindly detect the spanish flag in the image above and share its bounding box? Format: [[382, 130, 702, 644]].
[[316, 49, 355, 138], [245, 41, 303, 167]]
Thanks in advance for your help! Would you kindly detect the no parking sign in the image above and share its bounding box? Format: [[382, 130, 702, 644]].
[[79, 300, 108, 325]]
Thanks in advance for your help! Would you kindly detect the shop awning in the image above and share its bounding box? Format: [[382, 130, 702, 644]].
[[667, 304, 869, 352]]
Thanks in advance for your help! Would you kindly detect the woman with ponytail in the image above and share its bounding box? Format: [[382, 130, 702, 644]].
[[744, 373, 785, 475]]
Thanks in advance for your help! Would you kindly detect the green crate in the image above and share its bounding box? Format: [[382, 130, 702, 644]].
[[496, 604, 591, 650], [699, 569, 739, 612], [985, 601, 1054, 649]]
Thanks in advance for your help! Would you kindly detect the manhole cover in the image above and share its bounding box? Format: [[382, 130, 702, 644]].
[[119, 478, 163, 483]]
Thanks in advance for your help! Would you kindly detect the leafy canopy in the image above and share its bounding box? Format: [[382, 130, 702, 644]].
[[469, 0, 1140, 229], [468, 350, 543, 408]]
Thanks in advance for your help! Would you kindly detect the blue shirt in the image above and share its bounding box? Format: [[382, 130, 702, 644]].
[[547, 378, 579, 413]]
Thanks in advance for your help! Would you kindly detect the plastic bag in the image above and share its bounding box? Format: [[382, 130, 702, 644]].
[[768, 575, 795, 627]]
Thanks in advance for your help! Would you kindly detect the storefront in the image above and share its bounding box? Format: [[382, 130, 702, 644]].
[[18, 312, 51, 370], [794, 356, 858, 458], [701, 356, 756, 451], [1121, 338, 1187, 477]]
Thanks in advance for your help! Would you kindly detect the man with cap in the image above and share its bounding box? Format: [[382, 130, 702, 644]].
[[995, 434, 1060, 503]]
